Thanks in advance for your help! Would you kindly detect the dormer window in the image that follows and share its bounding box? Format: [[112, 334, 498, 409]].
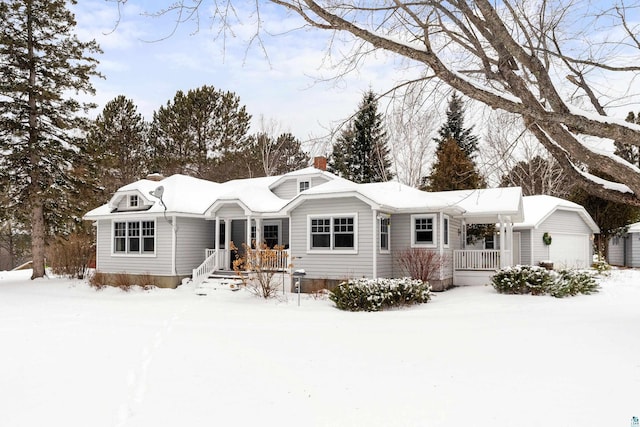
[[299, 180, 310, 193], [129, 195, 139, 208]]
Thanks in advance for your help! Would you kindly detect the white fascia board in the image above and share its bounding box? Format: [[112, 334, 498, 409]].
[[280, 191, 378, 215]]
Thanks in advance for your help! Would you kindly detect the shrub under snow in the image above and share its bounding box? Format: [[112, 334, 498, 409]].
[[491, 265, 599, 298], [329, 277, 431, 312]]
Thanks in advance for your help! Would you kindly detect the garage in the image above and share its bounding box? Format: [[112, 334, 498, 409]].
[[548, 233, 590, 269]]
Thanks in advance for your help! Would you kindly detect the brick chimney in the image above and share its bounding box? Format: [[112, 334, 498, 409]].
[[313, 156, 327, 171], [146, 172, 165, 182]]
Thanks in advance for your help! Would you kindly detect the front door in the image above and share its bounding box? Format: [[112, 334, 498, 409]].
[[263, 223, 279, 248]]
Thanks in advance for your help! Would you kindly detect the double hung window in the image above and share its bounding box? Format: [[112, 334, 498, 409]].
[[411, 214, 436, 247], [113, 220, 155, 254]]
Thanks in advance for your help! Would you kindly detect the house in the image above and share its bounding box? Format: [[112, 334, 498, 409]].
[[466, 195, 599, 269], [608, 222, 640, 267], [83, 161, 595, 291]]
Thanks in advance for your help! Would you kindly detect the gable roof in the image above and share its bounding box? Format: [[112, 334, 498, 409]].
[[514, 195, 599, 232]]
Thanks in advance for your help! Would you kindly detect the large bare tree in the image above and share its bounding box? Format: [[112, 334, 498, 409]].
[[120, 1, 640, 204]]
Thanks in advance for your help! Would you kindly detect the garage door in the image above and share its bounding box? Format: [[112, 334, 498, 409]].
[[548, 233, 590, 269]]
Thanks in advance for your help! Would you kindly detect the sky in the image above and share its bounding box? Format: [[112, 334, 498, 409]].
[[71, 1, 412, 153]]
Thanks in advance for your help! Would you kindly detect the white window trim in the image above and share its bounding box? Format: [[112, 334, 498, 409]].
[[307, 213, 358, 254], [411, 214, 437, 248], [379, 216, 391, 253], [128, 194, 139, 208], [443, 214, 450, 248], [111, 218, 157, 257], [297, 178, 311, 193], [252, 219, 283, 247]]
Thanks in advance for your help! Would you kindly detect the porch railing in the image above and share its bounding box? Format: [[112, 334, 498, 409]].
[[248, 249, 290, 271], [192, 249, 219, 286], [453, 250, 504, 270]]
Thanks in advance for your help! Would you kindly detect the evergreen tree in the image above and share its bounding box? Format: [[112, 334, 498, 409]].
[[149, 85, 251, 180], [426, 138, 485, 191], [433, 92, 479, 158], [329, 90, 393, 183], [0, 0, 101, 279], [86, 95, 149, 197], [614, 112, 640, 167]]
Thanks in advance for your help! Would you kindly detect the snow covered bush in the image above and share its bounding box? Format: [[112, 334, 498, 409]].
[[329, 278, 431, 312], [491, 266, 599, 298], [549, 270, 599, 298], [491, 265, 553, 295]]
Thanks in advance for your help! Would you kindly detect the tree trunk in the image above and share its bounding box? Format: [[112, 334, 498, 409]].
[[30, 203, 46, 279]]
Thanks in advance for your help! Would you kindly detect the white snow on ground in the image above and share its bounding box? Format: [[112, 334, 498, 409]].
[[1, 269, 639, 427]]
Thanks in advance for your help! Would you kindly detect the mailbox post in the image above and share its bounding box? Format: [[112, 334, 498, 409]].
[[292, 269, 306, 306]]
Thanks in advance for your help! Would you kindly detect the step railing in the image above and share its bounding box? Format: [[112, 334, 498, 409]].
[[192, 249, 219, 286]]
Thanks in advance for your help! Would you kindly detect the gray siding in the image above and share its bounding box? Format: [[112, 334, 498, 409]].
[[216, 203, 246, 218], [272, 175, 332, 199], [390, 212, 446, 278], [175, 218, 214, 275], [629, 234, 640, 267], [608, 236, 625, 266], [96, 217, 173, 276], [519, 230, 533, 265], [289, 197, 374, 280]]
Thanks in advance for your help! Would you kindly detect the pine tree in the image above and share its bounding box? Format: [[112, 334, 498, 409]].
[[426, 138, 485, 191], [614, 112, 640, 167], [149, 85, 251, 180], [0, 0, 101, 279], [86, 96, 149, 197], [433, 92, 479, 158], [329, 90, 393, 183]]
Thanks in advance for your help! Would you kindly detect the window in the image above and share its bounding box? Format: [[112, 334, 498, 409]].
[[380, 217, 390, 251], [311, 218, 331, 248], [309, 215, 357, 251], [334, 217, 354, 248], [443, 216, 449, 247], [113, 220, 155, 255], [299, 180, 310, 193], [263, 224, 279, 248], [485, 234, 495, 250], [412, 214, 436, 247], [129, 195, 139, 208]]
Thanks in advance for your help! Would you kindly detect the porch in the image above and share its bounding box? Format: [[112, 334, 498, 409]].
[[192, 247, 291, 287], [452, 249, 511, 286], [453, 214, 516, 286]]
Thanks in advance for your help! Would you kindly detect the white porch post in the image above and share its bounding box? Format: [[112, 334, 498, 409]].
[[499, 215, 507, 268], [224, 219, 231, 269], [246, 215, 252, 249], [214, 216, 221, 268], [255, 217, 262, 247], [372, 210, 378, 279], [439, 212, 445, 280], [506, 220, 514, 266]]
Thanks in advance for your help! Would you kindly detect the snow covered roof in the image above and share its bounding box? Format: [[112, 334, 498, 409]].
[[84, 169, 529, 222], [429, 187, 524, 223], [623, 221, 640, 233], [281, 179, 466, 214], [84, 175, 223, 219], [513, 195, 599, 232], [205, 175, 289, 214]]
